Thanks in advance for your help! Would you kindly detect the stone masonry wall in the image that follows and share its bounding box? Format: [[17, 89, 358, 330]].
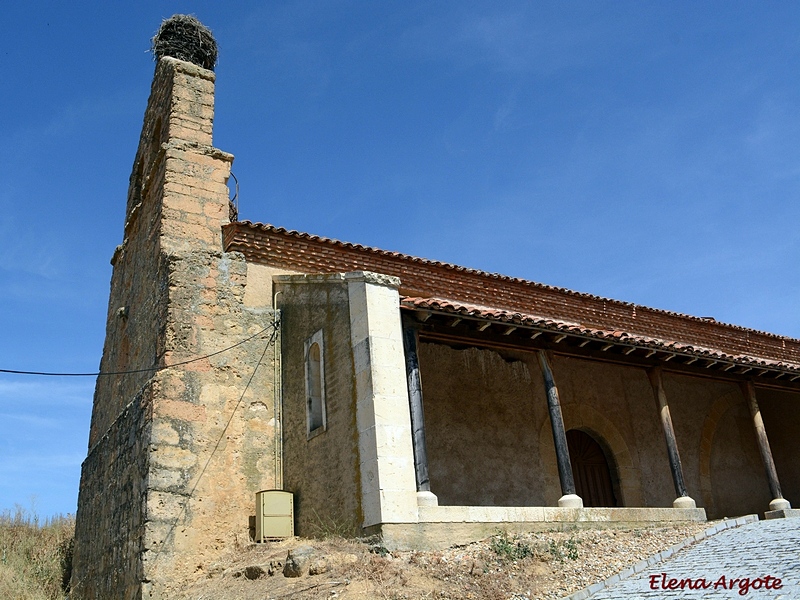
[[276, 274, 363, 537], [71, 384, 152, 600], [73, 57, 278, 600], [141, 249, 277, 599]]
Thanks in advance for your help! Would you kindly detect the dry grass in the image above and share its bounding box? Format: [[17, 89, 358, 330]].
[[0, 507, 74, 600]]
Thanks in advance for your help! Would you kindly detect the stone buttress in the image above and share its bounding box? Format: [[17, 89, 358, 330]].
[[71, 56, 277, 599]]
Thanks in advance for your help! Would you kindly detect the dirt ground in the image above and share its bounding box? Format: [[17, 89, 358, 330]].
[[176, 521, 711, 600]]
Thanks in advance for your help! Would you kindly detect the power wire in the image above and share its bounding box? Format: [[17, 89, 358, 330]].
[[63, 317, 280, 594], [0, 320, 279, 377], [146, 323, 278, 575]]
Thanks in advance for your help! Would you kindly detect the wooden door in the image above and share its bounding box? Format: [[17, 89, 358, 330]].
[[566, 429, 617, 507]]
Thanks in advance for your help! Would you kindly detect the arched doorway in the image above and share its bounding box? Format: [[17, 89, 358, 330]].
[[567, 429, 618, 507]]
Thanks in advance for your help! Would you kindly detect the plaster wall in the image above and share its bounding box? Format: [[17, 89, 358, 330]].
[[547, 356, 673, 508], [419, 341, 787, 518], [276, 274, 363, 537], [243, 262, 294, 308], [663, 375, 771, 519], [753, 387, 800, 508], [418, 344, 727, 511], [419, 344, 549, 506]]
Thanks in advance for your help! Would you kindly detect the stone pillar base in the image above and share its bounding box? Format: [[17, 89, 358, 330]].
[[672, 496, 696, 509], [558, 494, 583, 508], [769, 497, 791, 511], [417, 491, 439, 507]]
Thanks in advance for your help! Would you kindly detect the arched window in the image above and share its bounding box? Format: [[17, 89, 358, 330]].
[[305, 330, 326, 436]]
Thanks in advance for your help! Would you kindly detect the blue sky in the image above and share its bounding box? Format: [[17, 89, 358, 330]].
[[1, 2, 799, 517]]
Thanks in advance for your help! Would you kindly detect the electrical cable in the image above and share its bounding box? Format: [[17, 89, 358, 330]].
[[0, 320, 279, 377], [146, 323, 278, 574]]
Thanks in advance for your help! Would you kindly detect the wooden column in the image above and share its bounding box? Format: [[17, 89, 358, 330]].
[[537, 351, 582, 508], [402, 317, 437, 505], [647, 368, 696, 508], [741, 381, 791, 512]]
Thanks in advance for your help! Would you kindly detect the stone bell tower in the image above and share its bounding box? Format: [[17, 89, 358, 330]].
[[71, 16, 278, 599]]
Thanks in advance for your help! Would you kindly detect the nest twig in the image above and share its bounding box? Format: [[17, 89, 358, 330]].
[[151, 14, 218, 71]]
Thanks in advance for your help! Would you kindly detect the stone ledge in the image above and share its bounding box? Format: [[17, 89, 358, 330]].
[[370, 506, 708, 551], [160, 56, 216, 81], [765, 508, 800, 519], [273, 271, 402, 289], [418, 505, 707, 524], [274, 273, 348, 285], [344, 271, 401, 288]]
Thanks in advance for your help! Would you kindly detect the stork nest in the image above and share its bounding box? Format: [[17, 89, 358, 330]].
[[151, 14, 218, 71]]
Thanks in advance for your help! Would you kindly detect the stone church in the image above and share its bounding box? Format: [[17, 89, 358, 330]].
[[71, 17, 800, 600]]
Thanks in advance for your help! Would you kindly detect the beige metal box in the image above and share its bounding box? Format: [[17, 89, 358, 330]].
[[255, 490, 294, 541]]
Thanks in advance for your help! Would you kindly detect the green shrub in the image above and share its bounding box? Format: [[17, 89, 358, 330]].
[[489, 530, 535, 562], [547, 536, 580, 562]]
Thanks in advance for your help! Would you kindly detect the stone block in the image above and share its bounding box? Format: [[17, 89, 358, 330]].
[[149, 445, 198, 470], [372, 454, 416, 491], [371, 424, 414, 456], [150, 421, 180, 446], [146, 489, 187, 521], [769, 497, 792, 511], [360, 489, 382, 527], [558, 494, 584, 508], [283, 545, 316, 577], [154, 398, 207, 423], [148, 466, 189, 491], [358, 457, 380, 495], [377, 488, 419, 523], [416, 491, 438, 507], [372, 395, 413, 428], [765, 508, 800, 519], [587, 581, 605, 595]]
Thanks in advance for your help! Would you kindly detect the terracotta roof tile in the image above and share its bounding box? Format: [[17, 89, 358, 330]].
[[401, 296, 800, 372], [223, 221, 800, 368]]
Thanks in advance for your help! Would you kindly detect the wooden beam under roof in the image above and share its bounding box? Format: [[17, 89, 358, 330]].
[[400, 306, 800, 389]]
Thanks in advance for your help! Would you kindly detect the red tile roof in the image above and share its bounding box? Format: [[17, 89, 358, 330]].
[[402, 296, 800, 374], [223, 221, 800, 368]]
